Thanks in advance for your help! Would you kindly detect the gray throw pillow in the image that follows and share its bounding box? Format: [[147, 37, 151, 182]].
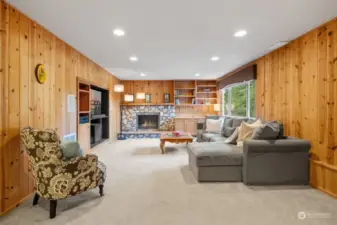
[[223, 127, 236, 137], [252, 122, 280, 140], [224, 127, 239, 144], [60, 141, 84, 160], [223, 117, 234, 128], [232, 118, 248, 127], [247, 119, 256, 124]]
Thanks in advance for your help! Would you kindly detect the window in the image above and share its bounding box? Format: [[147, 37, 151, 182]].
[[250, 81, 256, 118], [231, 84, 247, 117], [223, 89, 229, 115], [222, 80, 256, 118]]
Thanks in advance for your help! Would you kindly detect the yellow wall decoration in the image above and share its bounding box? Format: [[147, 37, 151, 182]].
[[35, 64, 47, 84]]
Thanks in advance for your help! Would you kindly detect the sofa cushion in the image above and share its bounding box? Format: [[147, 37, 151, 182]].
[[210, 136, 227, 142], [223, 126, 236, 137], [223, 117, 234, 128], [187, 143, 243, 166], [252, 121, 281, 140], [232, 118, 248, 127], [201, 132, 219, 142], [224, 127, 239, 144]]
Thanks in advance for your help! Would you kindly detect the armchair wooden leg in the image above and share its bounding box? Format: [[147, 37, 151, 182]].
[[50, 200, 57, 219], [32, 193, 40, 206], [99, 185, 104, 196]]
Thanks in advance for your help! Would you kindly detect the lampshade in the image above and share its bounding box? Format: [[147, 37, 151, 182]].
[[114, 84, 124, 92], [136, 93, 145, 100], [213, 104, 220, 112], [124, 94, 134, 102]]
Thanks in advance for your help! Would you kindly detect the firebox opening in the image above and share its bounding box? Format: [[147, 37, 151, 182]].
[[137, 113, 160, 130]]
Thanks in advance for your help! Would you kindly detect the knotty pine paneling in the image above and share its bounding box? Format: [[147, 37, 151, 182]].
[[254, 18, 337, 198], [121, 80, 175, 104], [120, 80, 218, 115], [0, 1, 120, 215]]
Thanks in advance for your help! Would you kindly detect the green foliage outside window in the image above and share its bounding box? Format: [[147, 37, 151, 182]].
[[250, 81, 256, 117], [223, 80, 256, 117], [223, 90, 229, 115], [231, 84, 247, 117]]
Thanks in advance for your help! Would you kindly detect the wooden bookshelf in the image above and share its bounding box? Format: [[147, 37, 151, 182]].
[[77, 79, 110, 152], [174, 80, 217, 106]]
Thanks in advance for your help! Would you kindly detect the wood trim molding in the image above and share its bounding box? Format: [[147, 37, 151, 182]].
[[217, 61, 256, 81]]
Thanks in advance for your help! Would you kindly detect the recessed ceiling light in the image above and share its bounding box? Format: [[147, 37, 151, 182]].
[[234, 30, 247, 37], [211, 56, 220, 61], [195, 73, 200, 77], [129, 56, 138, 61], [113, 28, 125, 36], [140, 73, 146, 77]]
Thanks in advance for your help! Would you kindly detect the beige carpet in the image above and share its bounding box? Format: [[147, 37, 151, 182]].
[[1, 139, 336, 225]]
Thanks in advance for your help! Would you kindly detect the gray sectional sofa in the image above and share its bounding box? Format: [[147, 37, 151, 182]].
[[187, 116, 311, 185]]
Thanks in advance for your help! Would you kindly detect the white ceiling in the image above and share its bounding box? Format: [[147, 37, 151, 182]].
[[8, 0, 337, 80]]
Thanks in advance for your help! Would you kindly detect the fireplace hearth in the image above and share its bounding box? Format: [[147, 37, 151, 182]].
[[137, 113, 160, 130]]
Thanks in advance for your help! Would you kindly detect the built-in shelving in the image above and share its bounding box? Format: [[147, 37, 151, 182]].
[[77, 79, 110, 152], [174, 80, 217, 106], [120, 103, 175, 106]]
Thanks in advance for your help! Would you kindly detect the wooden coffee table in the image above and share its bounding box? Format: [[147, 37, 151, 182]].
[[160, 132, 193, 154]]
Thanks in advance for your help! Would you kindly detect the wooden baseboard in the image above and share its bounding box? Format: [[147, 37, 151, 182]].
[[0, 193, 34, 216], [310, 159, 337, 172], [310, 182, 337, 198], [310, 159, 337, 199]]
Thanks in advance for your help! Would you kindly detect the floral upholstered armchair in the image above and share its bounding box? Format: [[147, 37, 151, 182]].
[[20, 127, 106, 219]]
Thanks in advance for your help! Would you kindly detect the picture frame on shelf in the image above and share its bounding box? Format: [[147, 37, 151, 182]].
[[145, 93, 151, 103], [164, 93, 170, 103]]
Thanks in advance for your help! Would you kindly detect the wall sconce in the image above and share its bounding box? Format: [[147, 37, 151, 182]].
[[114, 84, 124, 92], [124, 94, 134, 102], [213, 104, 220, 112], [136, 93, 145, 100]]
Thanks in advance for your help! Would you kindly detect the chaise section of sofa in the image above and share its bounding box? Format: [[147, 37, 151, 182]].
[[242, 138, 311, 185], [187, 142, 243, 182]]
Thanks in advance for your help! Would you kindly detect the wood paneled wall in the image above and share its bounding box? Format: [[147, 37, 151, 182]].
[[120, 80, 218, 115], [0, 1, 120, 214], [254, 18, 337, 198], [121, 80, 174, 104]]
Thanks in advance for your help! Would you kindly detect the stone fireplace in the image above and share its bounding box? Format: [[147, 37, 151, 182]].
[[121, 105, 175, 132], [137, 113, 160, 130]]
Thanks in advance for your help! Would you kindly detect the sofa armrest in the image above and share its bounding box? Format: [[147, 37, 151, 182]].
[[243, 138, 311, 154], [243, 138, 311, 185]]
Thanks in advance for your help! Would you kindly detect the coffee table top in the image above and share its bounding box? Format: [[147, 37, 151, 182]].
[[160, 132, 193, 140]]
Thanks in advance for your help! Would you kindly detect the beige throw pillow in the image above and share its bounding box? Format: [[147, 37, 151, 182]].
[[205, 119, 223, 134], [237, 120, 263, 147]]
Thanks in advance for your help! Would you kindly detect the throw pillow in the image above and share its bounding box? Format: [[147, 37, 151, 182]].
[[205, 119, 223, 134], [247, 119, 256, 124], [237, 120, 263, 147], [223, 117, 234, 128], [252, 121, 281, 140], [223, 126, 236, 137], [232, 118, 248, 127], [203, 115, 220, 130], [224, 127, 239, 144], [60, 141, 84, 160]]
